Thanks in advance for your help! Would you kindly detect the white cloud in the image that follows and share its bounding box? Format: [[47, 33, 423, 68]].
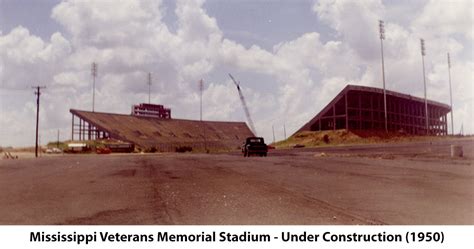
[[0, 26, 45, 64], [412, 0, 473, 41], [175, 0, 221, 41], [51, 0, 164, 47], [313, 0, 385, 61]]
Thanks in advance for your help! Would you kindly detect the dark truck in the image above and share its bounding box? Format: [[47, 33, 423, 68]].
[[242, 137, 268, 157]]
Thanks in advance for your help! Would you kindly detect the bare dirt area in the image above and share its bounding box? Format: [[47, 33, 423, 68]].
[[0, 138, 472, 225]]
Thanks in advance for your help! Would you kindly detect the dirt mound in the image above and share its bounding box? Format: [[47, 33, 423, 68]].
[[273, 130, 452, 148], [274, 130, 364, 148]]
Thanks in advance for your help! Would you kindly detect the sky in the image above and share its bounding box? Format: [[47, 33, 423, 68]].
[[0, 0, 472, 147]]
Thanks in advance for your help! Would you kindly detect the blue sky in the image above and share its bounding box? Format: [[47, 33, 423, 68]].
[[1, 0, 63, 37], [0, 0, 472, 147], [1, 0, 329, 49]]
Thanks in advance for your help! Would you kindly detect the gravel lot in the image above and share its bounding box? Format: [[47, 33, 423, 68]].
[[0, 138, 472, 224]]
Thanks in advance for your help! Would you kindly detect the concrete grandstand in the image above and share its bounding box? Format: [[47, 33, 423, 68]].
[[296, 85, 451, 136], [70, 109, 253, 152]]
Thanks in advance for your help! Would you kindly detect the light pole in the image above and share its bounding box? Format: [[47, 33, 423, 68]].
[[272, 124, 275, 143], [420, 39, 429, 135], [199, 79, 207, 152], [379, 20, 388, 133], [91, 62, 98, 112], [199, 79, 203, 122], [148, 72, 152, 104], [447, 53, 454, 135]]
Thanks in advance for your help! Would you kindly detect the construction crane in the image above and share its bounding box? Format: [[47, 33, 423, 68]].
[[228, 73, 257, 135]]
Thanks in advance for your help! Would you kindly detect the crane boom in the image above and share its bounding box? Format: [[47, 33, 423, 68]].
[[228, 73, 257, 135]]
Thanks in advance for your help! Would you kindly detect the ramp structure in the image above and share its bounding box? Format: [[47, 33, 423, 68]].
[[296, 85, 451, 136], [70, 109, 253, 151]]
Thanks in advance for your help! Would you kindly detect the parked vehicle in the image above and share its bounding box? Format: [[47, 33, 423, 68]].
[[65, 143, 90, 153], [45, 147, 62, 154], [242, 137, 268, 157], [96, 147, 111, 154], [104, 142, 134, 153]]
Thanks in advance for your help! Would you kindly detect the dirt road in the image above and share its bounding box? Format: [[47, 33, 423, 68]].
[[0, 139, 472, 224]]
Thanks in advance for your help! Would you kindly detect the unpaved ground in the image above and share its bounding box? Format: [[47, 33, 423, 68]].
[[0, 139, 472, 225]]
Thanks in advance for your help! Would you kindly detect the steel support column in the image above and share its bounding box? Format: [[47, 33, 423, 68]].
[[345, 93, 349, 130]]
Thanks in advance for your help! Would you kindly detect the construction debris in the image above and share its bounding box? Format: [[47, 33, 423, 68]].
[[3, 152, 18, 159]]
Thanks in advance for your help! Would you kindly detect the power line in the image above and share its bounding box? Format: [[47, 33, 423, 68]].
[[0, 86, 30, 91], [32, 85, 46, 158], [0, 89, 32, 96]]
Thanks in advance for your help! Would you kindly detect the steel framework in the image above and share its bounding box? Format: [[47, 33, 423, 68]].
[[71, 111, 109, 141], [296, 85, 450, 136]]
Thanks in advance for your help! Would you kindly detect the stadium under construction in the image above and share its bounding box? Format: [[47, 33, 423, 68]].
[[69, 84, 451, 152], [296, 85, 451, 136], [70, 103, 253, 152]]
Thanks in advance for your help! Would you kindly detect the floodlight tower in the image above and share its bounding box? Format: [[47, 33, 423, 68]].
[[447, 53, 454, 135], [420, 39, 429, 134], [199, 79, 207, 151], [199, 79, 203, 122], [91, 62, 98, 112], [148, 72, 152, 104], [272, 124, 275, 143], [379, 20, 388, 133]]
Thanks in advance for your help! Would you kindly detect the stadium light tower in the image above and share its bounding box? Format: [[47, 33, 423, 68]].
[[91, 62, 98, 112], [199, 79, 203, 122], [420, 39, 429, 135], [199, 79, 207, 151], [379, 20, 388, 133], [272, 124, 275, 143], [148, 72, 152, 104], [447, 53, 454, 135]]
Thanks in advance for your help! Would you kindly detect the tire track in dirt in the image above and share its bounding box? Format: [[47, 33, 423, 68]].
[[140, 158, 174, 224], [197, 163, 381, 224]]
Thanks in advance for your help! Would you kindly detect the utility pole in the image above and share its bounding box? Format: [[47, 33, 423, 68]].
[[33, 85, 46, 158], [57, 129, 60, 148], [91, 62, 98, 112], [420, 39, 429, 135], [148, 72, 152, 104], [379, 20, 388, 133], [283, 123, 287, 140], [447, 53, 454, 135]]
